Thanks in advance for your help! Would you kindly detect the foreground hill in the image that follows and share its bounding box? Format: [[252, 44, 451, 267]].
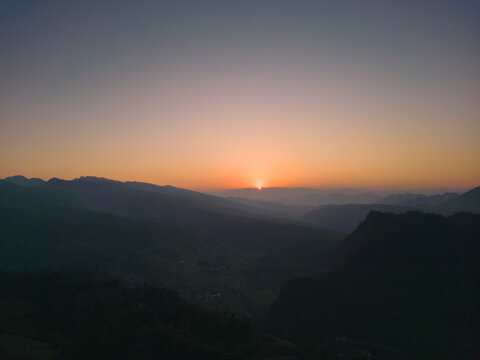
[[0, 179, 341, 315], [266, 211, 480, 360]]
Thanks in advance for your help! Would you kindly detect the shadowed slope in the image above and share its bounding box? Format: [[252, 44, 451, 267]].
[[266, 211, 480, 360]]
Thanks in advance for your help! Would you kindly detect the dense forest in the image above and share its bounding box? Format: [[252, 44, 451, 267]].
[[266, 211, 480, 360], [0, 270, 401, 360]]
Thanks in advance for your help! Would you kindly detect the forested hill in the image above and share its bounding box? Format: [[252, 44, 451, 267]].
[[266, 211, 480, 360]]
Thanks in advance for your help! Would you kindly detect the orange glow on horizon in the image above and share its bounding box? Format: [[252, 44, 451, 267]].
[[1, 1, 479, 194]]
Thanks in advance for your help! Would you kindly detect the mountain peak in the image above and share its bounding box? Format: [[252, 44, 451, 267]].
[[73, 176, 121, 184], [4, 175, 45, 187]]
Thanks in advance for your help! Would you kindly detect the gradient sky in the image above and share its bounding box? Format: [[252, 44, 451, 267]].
[[1, 0, 479, 190]]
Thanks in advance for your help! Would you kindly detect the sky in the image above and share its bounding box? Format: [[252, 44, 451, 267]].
[[1, 0, 479, 191]]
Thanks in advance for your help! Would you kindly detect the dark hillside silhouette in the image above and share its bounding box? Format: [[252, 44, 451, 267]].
[[266, 211, 480, 360]]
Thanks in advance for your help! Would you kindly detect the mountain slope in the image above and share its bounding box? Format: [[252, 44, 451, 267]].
[[45, 176, 263, 227], [266, 211, 480, 360], [3, 175, 339, 245], [0, 179, 341, 315]]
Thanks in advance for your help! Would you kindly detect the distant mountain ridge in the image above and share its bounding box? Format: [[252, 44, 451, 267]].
[[211, 187, 380, 206], [303, 203, 415, 233], [377, 192, 459, 206], [435, 186, 480, 215], [4, 175, 46, 187], [212, 185, 473, 212], [301, 186, 478, 233]]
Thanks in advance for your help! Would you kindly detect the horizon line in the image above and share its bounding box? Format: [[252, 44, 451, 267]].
[[2, 174, 475, 194]]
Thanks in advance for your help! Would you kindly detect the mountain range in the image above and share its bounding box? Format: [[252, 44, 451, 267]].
[[301, 188, 479, 233], [211, 182, 478, 233], [0, 176, 341, 316], [1, 175, 479, 359]]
